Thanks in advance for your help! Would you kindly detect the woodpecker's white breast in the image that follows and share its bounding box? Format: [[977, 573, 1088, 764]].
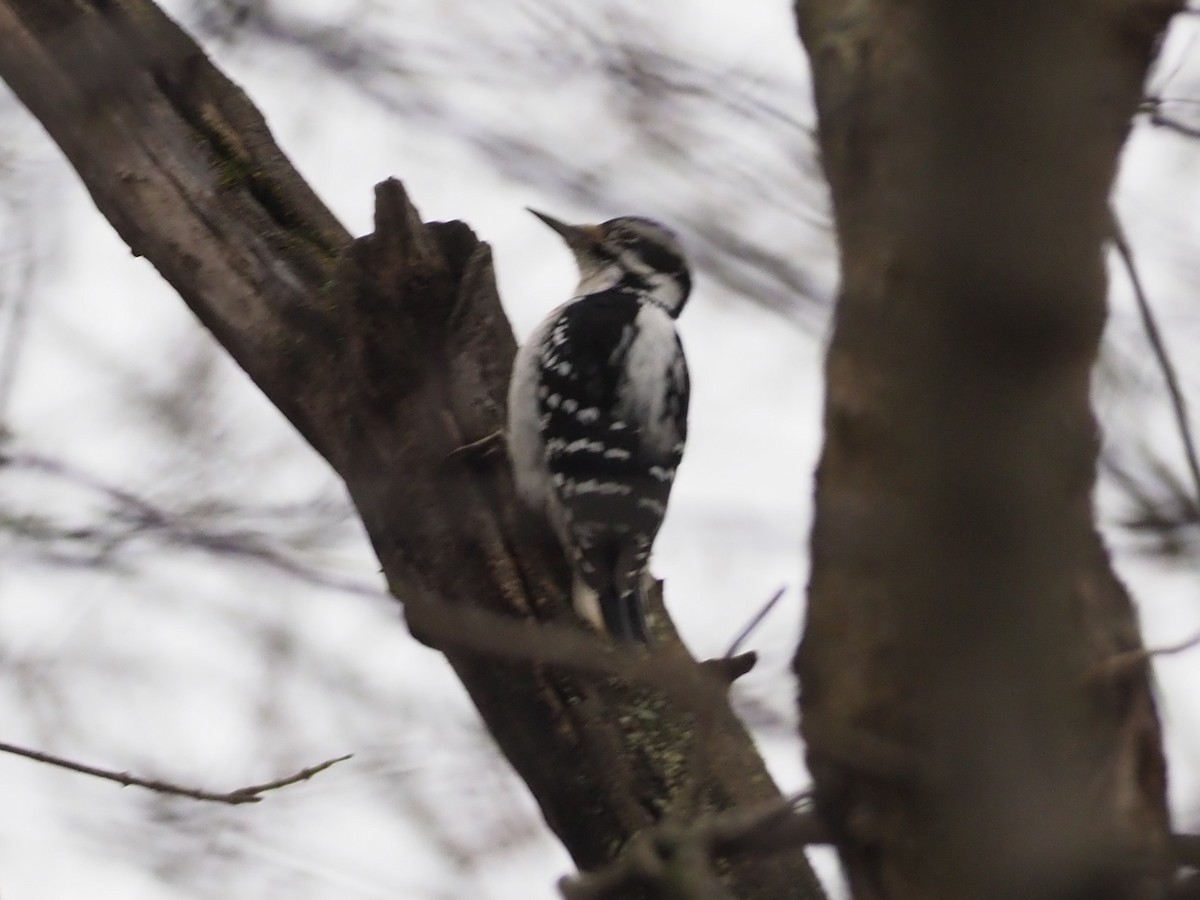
[[507, 303, 566, 515], [615, 302, 686, 460]]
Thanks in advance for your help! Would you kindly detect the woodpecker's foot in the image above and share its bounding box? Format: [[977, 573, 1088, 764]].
[[445, 430, 506, 466]]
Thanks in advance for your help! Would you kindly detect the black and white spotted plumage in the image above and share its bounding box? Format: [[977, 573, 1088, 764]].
[[507, 211, 691, 643]]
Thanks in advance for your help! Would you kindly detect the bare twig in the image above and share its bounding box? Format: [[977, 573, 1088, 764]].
[[724, 586, 787, 659], [1111, 215, 1200, 517], [0, 451, 382, 599], [442, 429, 505, 466], [0, 740, 351, 805], [1086, 629, 1200, 683], [1148, 631, 1200, 658]]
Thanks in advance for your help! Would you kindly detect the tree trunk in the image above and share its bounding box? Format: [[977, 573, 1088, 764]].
[[793, 1, 1175, 898], [0, 1, 827, 896]]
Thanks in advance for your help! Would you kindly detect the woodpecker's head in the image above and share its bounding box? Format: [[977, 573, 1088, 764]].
[[528, 209, 692, 318]]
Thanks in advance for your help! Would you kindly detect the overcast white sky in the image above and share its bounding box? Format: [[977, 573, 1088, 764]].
[[0, 2, 1198, 898]]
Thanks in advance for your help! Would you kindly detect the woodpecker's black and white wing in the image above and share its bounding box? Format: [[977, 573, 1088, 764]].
[[532, 288, 688, 641]]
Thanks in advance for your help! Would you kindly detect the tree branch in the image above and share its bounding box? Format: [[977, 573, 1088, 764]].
[[724, 587, 787, 659], [560, 796, 830, 900], [0, 740, 350, 805], [0, 2, 826, 896], [1111, 214, 1200, 522]]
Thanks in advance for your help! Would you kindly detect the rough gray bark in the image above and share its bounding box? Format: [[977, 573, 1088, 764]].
[[793, 2, 1176, 898], [0, 1, 826, 896]]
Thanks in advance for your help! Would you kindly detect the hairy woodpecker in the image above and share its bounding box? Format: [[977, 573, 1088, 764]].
[[507, 209, 691, 643]]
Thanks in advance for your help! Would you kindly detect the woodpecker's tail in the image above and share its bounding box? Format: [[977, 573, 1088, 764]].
[[572, 542, 652, 643], [602, 544, 651, 644], [600, 586, 649, 644]]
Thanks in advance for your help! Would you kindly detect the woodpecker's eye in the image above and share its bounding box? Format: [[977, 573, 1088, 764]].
[[600, 217, 687, 278], [633, 239, 685, 277]]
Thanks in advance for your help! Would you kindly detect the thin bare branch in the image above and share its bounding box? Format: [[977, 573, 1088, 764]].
[[0, 740, 351, 805], [1112, 217, 1200, 516], [725, 586, 787, 659], [1149, 631, 1200, 658], [0, 450, 381, 598], [1085, 629, 1200, 683]]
